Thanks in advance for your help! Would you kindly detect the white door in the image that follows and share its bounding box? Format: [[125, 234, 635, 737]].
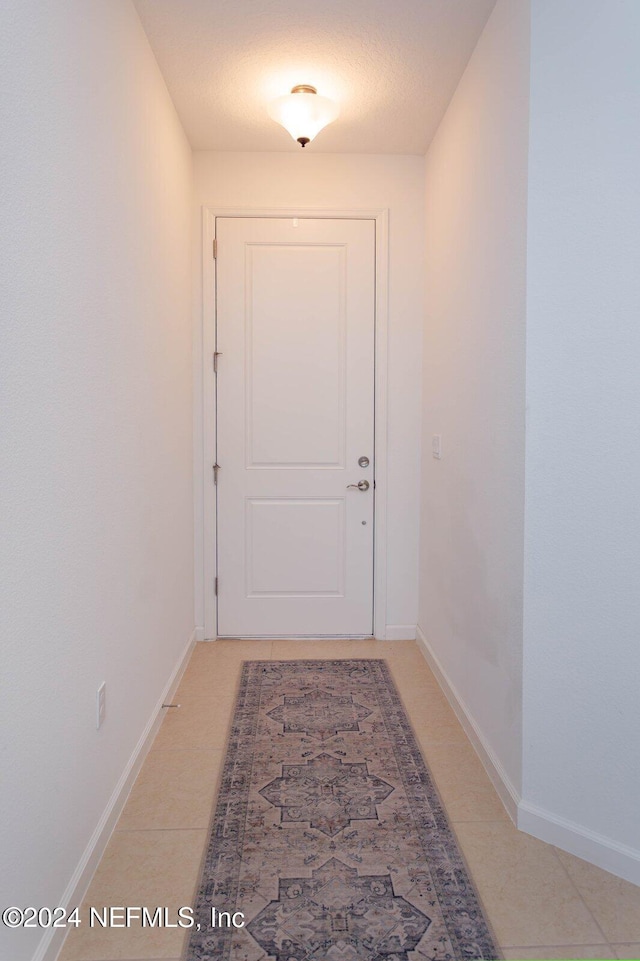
[[216, 217, 375, 637]]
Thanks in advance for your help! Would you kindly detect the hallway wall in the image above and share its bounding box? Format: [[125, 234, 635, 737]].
[[419, 0, 640, 884], [192, 152, 425, 638], [521, 0, 640, 879], [0, 3, 194, 960], [418, 0, 530, 800]]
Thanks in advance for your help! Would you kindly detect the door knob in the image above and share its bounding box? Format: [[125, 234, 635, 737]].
[[347, 480, 370, 492]]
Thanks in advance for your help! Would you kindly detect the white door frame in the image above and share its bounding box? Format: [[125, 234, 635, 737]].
[[199, 206, 389, 640]]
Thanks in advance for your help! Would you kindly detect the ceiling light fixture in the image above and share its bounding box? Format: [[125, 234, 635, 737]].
[[268, 85, 339, 148]]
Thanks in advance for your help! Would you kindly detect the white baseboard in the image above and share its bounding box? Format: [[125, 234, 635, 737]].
[[415, 626, 640, 885], [384, 624, 417, 641], [518, 800, 640, 886], [38, 629, 197, 961], [415, 624, 520, 823], [195, 626, 205, 641]]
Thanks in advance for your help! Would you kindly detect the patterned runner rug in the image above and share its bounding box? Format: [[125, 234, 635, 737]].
[[186, 659, 500, 960]]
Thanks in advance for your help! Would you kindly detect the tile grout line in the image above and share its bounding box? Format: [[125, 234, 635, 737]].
[[106, 826, 207, 834], [549, 845, 615, 952], [114, 826, 212, 833], [448, 818, 510, 825], [501, 942, 613, 948]]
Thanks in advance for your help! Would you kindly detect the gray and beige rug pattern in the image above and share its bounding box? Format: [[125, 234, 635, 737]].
[[187, 659, 500, 960]]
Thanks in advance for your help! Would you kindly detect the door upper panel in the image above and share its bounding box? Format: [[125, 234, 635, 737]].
[[246, 243, 346, 469]]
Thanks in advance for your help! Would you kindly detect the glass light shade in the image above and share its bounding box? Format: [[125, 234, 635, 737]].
[[268, 89, 339, 146]]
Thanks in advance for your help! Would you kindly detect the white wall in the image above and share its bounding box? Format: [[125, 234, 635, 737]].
[[193, 152, 425, 638], [521, 0, 640, 877], [418, 0, 530, 797], [0, 3, 193, 959]]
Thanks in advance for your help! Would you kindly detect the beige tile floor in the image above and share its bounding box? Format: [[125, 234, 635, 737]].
[[58, 639, 640, 961]]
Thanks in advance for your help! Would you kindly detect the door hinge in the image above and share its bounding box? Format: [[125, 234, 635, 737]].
[[213, 238, 217, 259], [214, 576, 218, 596], [213, 463, 221, 484], [213, 351, 222, 373]]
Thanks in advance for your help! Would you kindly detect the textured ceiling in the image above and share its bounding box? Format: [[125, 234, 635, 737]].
[[133, 0, 496, 154]]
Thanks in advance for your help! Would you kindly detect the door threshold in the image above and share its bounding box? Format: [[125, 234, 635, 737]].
[[215, 635, 375, 641]]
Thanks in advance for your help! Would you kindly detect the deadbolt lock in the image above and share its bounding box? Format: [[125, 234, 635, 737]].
[[358, 456, 370, 468]]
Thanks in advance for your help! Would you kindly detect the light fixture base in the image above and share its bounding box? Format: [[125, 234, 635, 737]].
[[297, 137, 310, 148], [291, 84, 317, 95]]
